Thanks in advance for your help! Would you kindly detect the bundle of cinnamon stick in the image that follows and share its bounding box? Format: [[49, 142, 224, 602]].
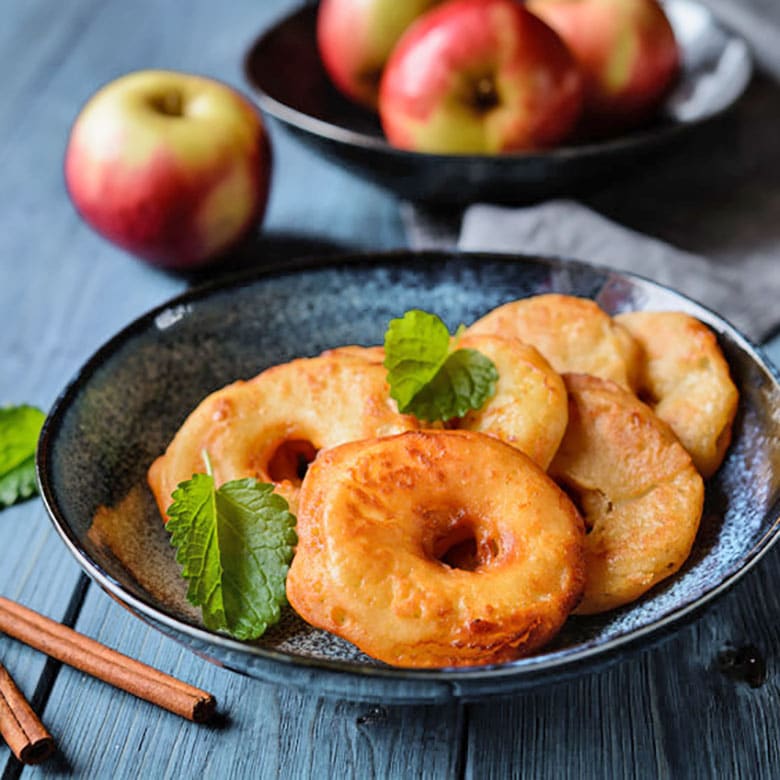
[[0, 662, 53, 765], [0, 596, 216, 765]]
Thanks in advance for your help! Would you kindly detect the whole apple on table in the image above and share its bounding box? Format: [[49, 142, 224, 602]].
[[317, 0, 680, 153], [65, 70, 271, 270]]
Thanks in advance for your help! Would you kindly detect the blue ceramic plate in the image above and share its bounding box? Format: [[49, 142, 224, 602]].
[[243, 0, 752, 203], [38, 252, 780, 703]]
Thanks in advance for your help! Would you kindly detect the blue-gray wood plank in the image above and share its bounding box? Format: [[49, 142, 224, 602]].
[[1, 0, 779, 777]]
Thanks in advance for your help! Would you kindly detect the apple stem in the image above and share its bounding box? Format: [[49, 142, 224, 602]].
[[151, 91, 184, 117], [473, 77, 499, 112]]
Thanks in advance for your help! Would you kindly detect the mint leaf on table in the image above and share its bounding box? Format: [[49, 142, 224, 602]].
[[166, 470, 297, 641], [0, 405, 45, 508], [384, 310, 498, 422]]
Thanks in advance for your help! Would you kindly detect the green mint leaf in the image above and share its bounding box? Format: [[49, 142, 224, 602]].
[[384, 310, 452, 410], [0, 405, 45, 508], [0, 457, 39, 507], [402, 349, 499, 422], [167, 473, 297, 641], [384, 310, 498, 422]]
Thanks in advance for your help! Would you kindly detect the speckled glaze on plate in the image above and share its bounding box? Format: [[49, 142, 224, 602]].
[[243, 0, 752, 203], [38, 252, 780, 703]]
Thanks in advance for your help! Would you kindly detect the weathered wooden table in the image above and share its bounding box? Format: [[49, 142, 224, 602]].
[[2, 1, 779, 777]]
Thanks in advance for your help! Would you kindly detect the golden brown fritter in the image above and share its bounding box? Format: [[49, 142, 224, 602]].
[[454, 334, 568, 469], [468, 294, 641, 389], [147, 352, 419, 518], [287, 430, 585, 668], [320, 344, 385, 363], [615, 311, 739, 478], [549, 374, 704, 615], [325, 336, 569, 469]]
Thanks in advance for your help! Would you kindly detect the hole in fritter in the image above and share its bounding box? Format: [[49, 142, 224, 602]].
[[267, 439, 318, 485], [441, 537, 478, 570], [433, 520, 493, 571]]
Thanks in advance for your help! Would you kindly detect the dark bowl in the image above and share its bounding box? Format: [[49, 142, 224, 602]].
[[38, 252, 780, 703], [243, 0, 752, 204]]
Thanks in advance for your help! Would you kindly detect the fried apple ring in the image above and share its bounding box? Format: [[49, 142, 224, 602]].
[[321, 345, 385, 363], [454, 334, 568, 469], [549, 374, 704, 615], [468, 294, 640, 389], [614, 311, 739, 478], [326, 336, 568, 469], [287, 430, 585, 668], [147, 353, 419, 518]]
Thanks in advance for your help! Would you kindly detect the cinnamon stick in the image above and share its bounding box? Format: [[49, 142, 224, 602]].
[[0, 597, 216, 723], [0, 662, 54, 764]]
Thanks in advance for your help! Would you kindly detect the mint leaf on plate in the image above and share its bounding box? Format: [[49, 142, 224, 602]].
[[0, 405, 45, 508], [384, 310, 498, 422], [401, 347, 499, 423], [167, 464, 297, 641]]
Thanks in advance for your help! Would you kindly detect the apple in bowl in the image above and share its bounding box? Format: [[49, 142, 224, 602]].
[[527, 0, 680, 131], [317, 0, 443, 110], [378, 0, 584, 154], [65, 70, 271, 271]]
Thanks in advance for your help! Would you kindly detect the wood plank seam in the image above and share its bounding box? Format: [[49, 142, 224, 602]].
[[455, 703, 469, 780]]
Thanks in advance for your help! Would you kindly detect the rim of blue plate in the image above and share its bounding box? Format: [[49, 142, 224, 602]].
[[37, 250, 780, 685], [243, 0, 753, 164]]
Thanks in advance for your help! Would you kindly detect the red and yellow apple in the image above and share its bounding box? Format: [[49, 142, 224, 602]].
[[527, 0, 679, 131], [317, 0, 443, 109], [65, 70, 271, 271], [378, 0, 584, 154]]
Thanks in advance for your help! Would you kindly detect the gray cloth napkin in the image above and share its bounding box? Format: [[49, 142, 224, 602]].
[[403, 198, 779, 344], [701, 0, 780, 79], [461, 201, 777, 341]]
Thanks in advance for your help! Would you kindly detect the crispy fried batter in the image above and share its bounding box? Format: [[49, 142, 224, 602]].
[[287, 430, 585, 668], [615, 311, 739, 478], [147, 353, 419, 518], [455, 334, 568, 468], [549, 374, 704, 615], [320, 345, 385, 363], [326, 337, 569, 469], [467, 294, 640, 389]]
